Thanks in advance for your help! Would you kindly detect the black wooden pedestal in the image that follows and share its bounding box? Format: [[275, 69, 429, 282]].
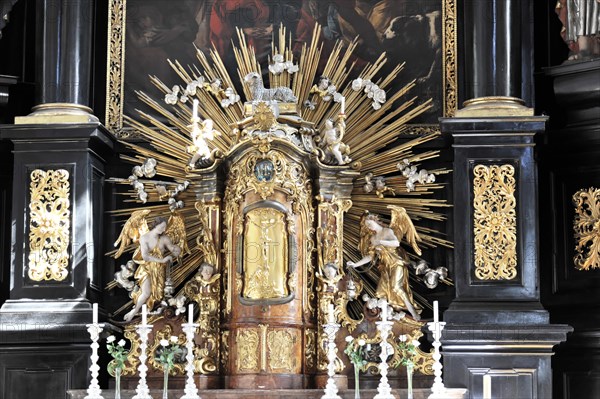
[[440, 116, 572, 399], [0, 123, 116, 399]]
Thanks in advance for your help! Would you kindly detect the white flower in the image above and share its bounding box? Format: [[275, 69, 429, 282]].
[[372, 101, 382, 110], [333, 92, 344, 103], [358, 339, 366, 346], [170, 336, 178, 343], [160, 339, 169, 347], [185, 82, 198, 96], [412, 340, 420, 347], [273, 54, 285, 63], [373, 88, 386, 104], [399, 334, 407, 342], [118, 339, 126, 347], [351, 78, 363, 91], [345, 336, 353, 343], [107, 335, 116, 343], [164, 92, 178, 105], [269, 63, 285, 75], [286, 62, 299, 74]]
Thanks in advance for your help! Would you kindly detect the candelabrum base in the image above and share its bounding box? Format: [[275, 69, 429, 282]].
[[83, 395, 103, 399], [373, 390, 395, 399]]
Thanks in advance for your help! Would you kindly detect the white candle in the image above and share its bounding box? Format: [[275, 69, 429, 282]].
[[142, 304, 147, 325], [340, 97, 345, 114], [433, 300, 439, 323], [327, 303, 335, 324], [192, 99, 199, 122], [92, 303, 98, 325], [381, 299, 388, 321], [188, 303, 193, 325]]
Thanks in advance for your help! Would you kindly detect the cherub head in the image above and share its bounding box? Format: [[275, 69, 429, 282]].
[[150, 216, 168, 234], [317, 76, 330, 90], [199, 262, 215, 281], [323, 263, 338, 280]]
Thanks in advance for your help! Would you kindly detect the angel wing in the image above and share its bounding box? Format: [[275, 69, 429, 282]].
[[387, 205, 422, 256], [113, 209, 151, 258], [166, 212, 191, 258]]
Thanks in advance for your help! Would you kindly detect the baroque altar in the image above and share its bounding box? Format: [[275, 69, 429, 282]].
[[105, 25, 451, 391]]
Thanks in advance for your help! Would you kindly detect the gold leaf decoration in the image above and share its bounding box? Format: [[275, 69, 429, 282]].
[[236, 328, 260, 372], [28, 169, 71, 282], [473, 164, 517, 280], [573, 187, 600, 271]]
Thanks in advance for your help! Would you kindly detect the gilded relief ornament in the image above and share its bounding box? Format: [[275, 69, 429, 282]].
[[473, 164, 517, 280], [28, 169, 71, 282], [573, 187, 600, 271]]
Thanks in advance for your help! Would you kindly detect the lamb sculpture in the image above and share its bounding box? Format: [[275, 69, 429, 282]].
[[244, 72, 297, 103]]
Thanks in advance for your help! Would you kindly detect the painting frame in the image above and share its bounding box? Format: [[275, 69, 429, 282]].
[[105, 0, 457, 138]]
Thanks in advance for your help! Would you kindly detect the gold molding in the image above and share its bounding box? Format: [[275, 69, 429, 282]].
[[573, 187, 600, 271], [105, 0, 457, 137], [443, 0, 458, 117], [473, 164, 517, 280], [28, 169, 71, 282]]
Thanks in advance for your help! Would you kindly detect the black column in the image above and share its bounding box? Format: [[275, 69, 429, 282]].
[[462, 0, 533, 105], [36, 0, 93, 106]]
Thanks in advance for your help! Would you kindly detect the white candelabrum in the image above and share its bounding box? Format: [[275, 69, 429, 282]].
[[132, 312, 154, 399], [180, 304, 201, 399], [321, 321, 342, 399], [84, 321, 105, 399], [427, 320, 446, 398], [374, 299, 395, 399]]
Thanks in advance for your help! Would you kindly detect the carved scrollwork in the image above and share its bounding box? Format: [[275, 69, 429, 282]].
[[28, 169, 71, 282], [573, 187, 600, 271], [267, 329, 297, 372], [473, 164, 517, 280], [236, 328, 260, 372]]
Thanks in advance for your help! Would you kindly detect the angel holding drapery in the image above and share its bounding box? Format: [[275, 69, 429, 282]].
[[346, 205, 423, 320], [113, 210, 188, 322]]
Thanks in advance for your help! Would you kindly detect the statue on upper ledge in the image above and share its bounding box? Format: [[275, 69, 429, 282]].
[[113, 211, 188, 322], [556, 0, 600, 61], [346, 206, 423, 320], [317, 113, 351, 165]]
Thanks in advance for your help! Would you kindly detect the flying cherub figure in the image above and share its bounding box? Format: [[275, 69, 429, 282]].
[[346, 205, 423, 320], [113, 210, 189, 322]]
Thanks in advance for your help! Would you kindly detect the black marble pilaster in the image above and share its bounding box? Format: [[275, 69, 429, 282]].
[[35, 0, 94, 106], [461, 0, 533, 105], [0, 123, 118, 399], [439, 116, 572, 398]]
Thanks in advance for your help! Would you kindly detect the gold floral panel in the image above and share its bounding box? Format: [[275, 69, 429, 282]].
[[473, 164, 517, 280], [28, 169, 71, 282], [572, 187, 600, 271]]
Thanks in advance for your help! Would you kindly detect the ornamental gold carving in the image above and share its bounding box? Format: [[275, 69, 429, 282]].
[[473, 164, 517, 280], [28, 169, 71, 282], [105, 0, 126, 137], [243, 208, 289, 299], [305, 329, 317, 372], [267, 329, 297, 372], [573, 187, 600, 271], [236, 328, 260, 372]]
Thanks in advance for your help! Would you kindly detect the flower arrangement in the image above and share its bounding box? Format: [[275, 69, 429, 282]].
[[106, 335, 129, 376], [344, 336, 367, 398], [397, 334, 420, 368], [157, 335, 185, 372]]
